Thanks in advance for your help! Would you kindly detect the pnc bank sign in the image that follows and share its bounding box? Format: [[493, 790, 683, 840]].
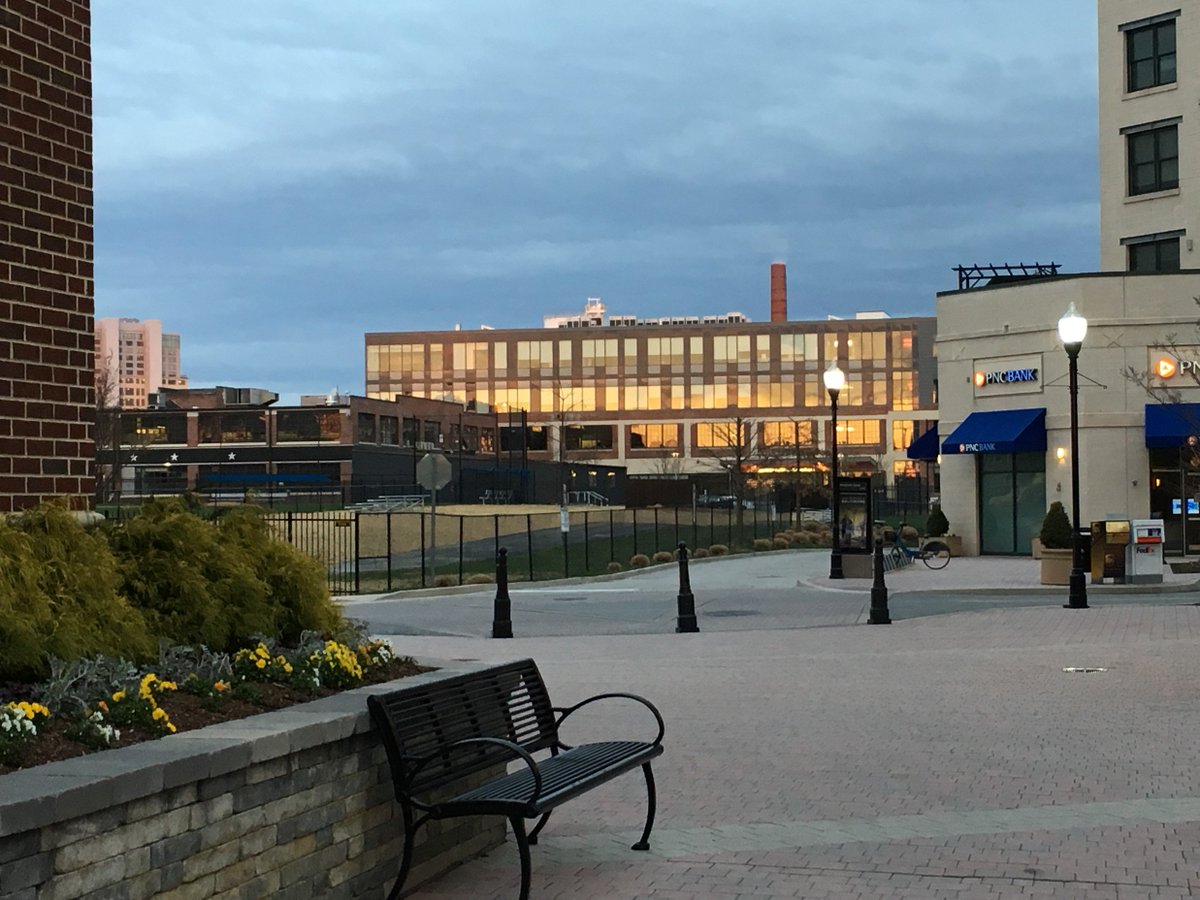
[[973, 367, 1039, 388], [1153, 356, 1200, 380]]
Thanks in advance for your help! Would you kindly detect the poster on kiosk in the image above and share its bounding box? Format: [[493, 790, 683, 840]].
[[1127, 519, 1164, 584]]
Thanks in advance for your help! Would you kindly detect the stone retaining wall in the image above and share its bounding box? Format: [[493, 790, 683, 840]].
[[0, 663, 505, 899]]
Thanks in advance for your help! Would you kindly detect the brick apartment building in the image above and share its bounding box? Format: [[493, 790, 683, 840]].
[[365, 264, 938, 496], [0, 0, 95, 512]]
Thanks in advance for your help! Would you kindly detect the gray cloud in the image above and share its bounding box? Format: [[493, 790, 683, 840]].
[[92, 0, 1099, 400]]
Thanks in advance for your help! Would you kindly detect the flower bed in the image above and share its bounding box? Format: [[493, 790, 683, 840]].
[[0, 635, 425, 776]]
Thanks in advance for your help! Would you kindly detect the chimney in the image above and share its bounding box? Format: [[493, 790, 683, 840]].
[[770, 261, 787, 322]]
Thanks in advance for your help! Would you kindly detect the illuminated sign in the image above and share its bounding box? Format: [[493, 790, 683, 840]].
[[974, 367, 1039, 386], [959, 442, 997, 452], [1156, 357, 1178, 378]]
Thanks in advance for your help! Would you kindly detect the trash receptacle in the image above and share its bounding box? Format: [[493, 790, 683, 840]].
[[1090, 519, 1129, 584], [1126, 519, 1164, 584]]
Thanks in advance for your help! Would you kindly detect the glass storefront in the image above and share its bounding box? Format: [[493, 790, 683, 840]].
[[1149, 446, 1200, 555], [979, 452, 1046, 555]]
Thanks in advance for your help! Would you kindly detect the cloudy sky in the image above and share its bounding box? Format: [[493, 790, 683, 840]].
[[92, 1, 1099, 401]]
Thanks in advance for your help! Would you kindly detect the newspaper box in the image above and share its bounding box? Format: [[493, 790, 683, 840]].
[[1089, 519, 1129, 584], [1126, 519, 1164, 584]]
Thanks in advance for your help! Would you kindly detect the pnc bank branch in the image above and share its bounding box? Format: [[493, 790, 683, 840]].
[[910, 1, 1200, 557]]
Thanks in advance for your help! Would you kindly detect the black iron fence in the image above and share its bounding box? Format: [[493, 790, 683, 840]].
[[266, 505, 832, 595]]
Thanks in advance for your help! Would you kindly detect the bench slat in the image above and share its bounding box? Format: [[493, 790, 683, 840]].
[[369, 660, 556, 797]]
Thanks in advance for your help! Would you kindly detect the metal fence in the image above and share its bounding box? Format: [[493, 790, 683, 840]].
[[268, 505, 832, 595]]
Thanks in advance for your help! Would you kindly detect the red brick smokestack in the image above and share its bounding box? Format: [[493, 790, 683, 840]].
[[770, 262, 787, 322]]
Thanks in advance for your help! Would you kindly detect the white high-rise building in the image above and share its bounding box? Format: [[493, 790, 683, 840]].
[[95, 318, 188, 408]]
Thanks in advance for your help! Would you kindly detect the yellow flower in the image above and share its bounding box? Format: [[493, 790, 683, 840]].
[[256, 646, 269, 659], [112, 691, 126, 703], [214, 681, 228, 693], [152, 708, 166, 721], [167, 723, 177, 733], [283, 664, 293, 674], [255, 659, 266, 669]]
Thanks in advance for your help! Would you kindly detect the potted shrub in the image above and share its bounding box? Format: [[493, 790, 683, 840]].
[[1039, 501, 1074, 585], [922, 505, 962, 557]]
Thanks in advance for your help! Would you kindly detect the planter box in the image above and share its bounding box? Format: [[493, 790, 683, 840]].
[[1040, 547, 1073, 584], [0, 663, 505, 900]]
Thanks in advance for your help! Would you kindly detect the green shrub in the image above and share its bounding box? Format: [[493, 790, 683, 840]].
[[630, 553, 650, 568], [465, 573, 495, 585], [772, 537, 790, 550], [652, 550, 674, 564], [709, 544, 729, 556], [692, 547, 710, 558], [606, 561, 623, 573], [0, 502, 154, 681], [432, 575, 458, 587], [106, 499, 340, 652], [925, 505, 950, 538], [1040, 501, 1073, 549], [752, 538, 772, 552]]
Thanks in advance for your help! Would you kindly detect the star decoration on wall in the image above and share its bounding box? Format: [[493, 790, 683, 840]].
[[170, 453, 179, 462], [228, 452, 237, 460]]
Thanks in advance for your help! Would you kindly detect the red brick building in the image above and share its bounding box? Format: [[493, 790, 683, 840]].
[[0, 0, 95, 512]]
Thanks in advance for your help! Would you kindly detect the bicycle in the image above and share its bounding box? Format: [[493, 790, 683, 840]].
[[890, 534, 952, 569]]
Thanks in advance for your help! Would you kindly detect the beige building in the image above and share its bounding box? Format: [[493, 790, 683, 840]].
[[935, 2, 1199, 556], [95, 318, 188, 408], [1099, 2, 1197, 271]]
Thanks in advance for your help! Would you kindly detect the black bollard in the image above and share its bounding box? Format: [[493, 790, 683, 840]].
[[492, 547, 513, 638], [675, 542, 699, 633], [869, 537, 891, 625]]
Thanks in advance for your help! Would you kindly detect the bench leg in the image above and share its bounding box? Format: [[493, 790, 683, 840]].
[[387, 807, 417, 900], [632, 762, 656, 851], [528, 810, 553, 845], [508, 815, 532, 900]]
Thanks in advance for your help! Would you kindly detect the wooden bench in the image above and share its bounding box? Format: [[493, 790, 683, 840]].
[[367, 658, 665, 899]]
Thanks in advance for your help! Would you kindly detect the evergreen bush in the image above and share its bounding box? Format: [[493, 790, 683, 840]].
[[1040, 501, 1073, 549], [0, 502, 154, 681], [925, 505, 950, 538], [106, 499, 340, 652]]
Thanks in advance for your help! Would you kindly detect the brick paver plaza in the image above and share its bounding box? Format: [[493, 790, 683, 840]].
[[374, 558, 1200, 898]]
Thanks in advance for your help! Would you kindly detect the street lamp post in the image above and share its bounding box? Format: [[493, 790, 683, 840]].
[[824, 361, 846, 579], [1059, 302, 1088, 610]]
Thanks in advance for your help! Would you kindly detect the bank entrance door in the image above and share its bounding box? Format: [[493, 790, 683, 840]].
[[979, 452, 1046, 555]]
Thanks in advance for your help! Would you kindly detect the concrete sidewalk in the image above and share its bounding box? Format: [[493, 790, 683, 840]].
[[387, 603, 1200, 898]]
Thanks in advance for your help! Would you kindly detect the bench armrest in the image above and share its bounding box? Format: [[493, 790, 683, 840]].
[[553, 692, 665, 748], [406, 736, 544, 803]]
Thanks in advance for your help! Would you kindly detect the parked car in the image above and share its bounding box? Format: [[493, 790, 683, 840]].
[[697, 494, 738, 509]]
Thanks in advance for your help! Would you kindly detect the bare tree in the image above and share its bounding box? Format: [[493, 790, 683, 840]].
[[695, 416, 757, 529], [93, 361, 122, 504]]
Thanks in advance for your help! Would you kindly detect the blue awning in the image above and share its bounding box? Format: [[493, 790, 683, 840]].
[[941, 408, 1046, 455], [906, 425, 939, 460], [1145, 403, 1200, 448]]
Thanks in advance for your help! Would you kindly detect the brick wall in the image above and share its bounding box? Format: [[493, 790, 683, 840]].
[[0, 670, 507, 899], [0, 0, 95, 512]]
